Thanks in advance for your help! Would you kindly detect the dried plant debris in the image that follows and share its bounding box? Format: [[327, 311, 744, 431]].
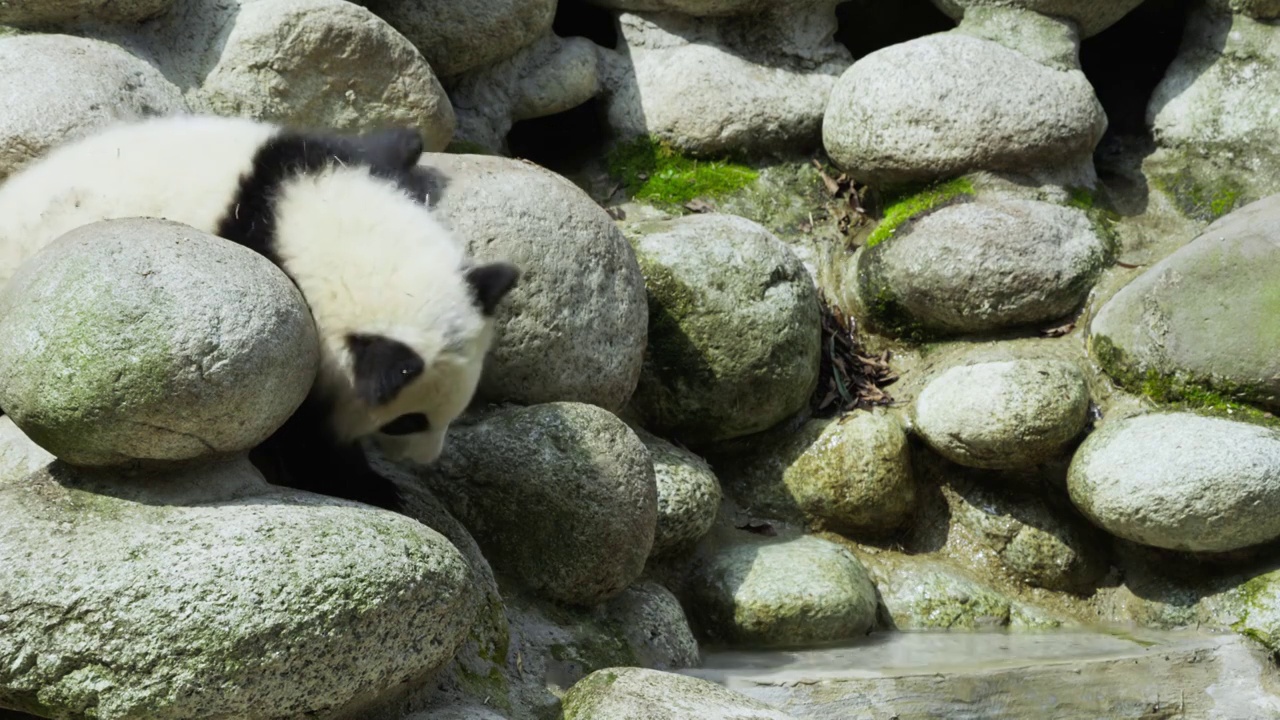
[[812, 291, 898, 417], [812, 158, 871, 243]]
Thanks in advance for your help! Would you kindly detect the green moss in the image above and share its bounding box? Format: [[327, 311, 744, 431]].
[[865, 177, 975, 248], [607, 136, 758, 207], [1092, 334, 1278, 426], [1153, 171, 1245, 222], [1065, 186, 1121, 258]]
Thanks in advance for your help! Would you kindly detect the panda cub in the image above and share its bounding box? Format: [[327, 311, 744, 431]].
[[0, 115, 518, 510]]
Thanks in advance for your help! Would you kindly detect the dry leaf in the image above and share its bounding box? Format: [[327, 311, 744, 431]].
[[684, 198, 716, 213]]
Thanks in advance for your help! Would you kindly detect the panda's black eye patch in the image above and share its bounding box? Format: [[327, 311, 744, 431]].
[[378, 413, 429, 436]]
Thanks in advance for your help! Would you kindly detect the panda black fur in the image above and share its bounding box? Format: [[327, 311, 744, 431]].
[[0, 115, 519, 510]]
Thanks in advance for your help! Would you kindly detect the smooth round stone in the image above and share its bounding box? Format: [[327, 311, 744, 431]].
[[199, 0, 455, 151], [635, 428, 723, 557], [914, 359, 1091, 469], [0, 219, 318, 467], [823, 33, 1105, 184], [1068, 413, 1280, 552], [423, 153, 648, 412], [627, 214, 821, 446], [362, 0, 555, 77], [932, 0, 1144, 37], [422, 402, 658, 606], [687, 535, 877, 647], [856, 198, 1110, 336], [0, 34, 185, 179]]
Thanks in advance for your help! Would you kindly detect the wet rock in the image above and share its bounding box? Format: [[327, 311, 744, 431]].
[[0, 458, 475, 719], [686, 534, 877, 647], [713, 411, 916, 538], [196, 0, 455, 150], [932, 0, 1144, 37], [0, 34, 185, 179], [913, 358, 1092, 469], [823, 33, 1106, 184], [0, 219, 317, 467], [627, 214, 821, 446], [424, 153, 648, 412], [636, 428, 722, 557], [562, 668, 799, 720], [1068, 413, 1280, 552], [422, 402, 657, 606], [1090, 194, 1280, 411], [855, 198, 1110, 336]]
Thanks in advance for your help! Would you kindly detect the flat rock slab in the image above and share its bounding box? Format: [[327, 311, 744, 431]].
[[688, 630, 1280, 719]]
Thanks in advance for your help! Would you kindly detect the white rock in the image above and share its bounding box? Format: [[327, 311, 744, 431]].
[[932, 0, 1144, 37], [196, 0, 454, 150], [914, 359, 1092, 469], [0, 458, 476, 719], [1068, 413, 1280, 552], [855, 199, 1110, 335], [0, 34, 185, 179], [423, 153, 648, 411], [0, 416, 53, 484], [823, 33, 1106, 184], [362, 0, 555, 78], [0, 219, 317, 467], [563, 668, 799, 720]]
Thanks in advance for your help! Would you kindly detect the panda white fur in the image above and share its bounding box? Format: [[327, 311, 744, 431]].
[[0, 114, 519, 510]]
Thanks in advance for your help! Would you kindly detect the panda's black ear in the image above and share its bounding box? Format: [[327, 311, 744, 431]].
[[347, 333, 425, 406], [466, 262, 520, 316], [357, 127, 425, 173]]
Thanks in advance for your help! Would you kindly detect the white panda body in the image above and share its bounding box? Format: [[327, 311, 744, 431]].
[[0, 115, 519, 509]]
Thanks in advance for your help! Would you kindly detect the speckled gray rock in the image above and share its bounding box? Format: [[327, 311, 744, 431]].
[[913, 359, 1092, 469], [0, 34, 185, 179], [604, 582, 700, 670], [932, 0, 1143, 37], [602, 7, 850, 155], [949, 481, 1108, 594], [585, 0, 770, 13], [687, 534, 877, 647], [867, 557, 1069, 630], [0, 416, 52, 484], [713, 411, 916, 538], [0, 0, 171, 26], [1205, 0, 1280, 16], [362, 0, 555, 78], [562, 668, 799, 720], [1148, 10, 1280, 207], [627, 214, 821, 446], [1068, 413, 1280, 552], [855, 199, 1110, 336], [196, 0, 454, 150], [1090, 194, 1280, 411], [422, 402, 657, 606], [0, 457, 476, 719], [423, 153, 647, 412], [823, 33, 1106, 184], [953, 6, 1082, 71], [635, 428, 722, 557], [0, 219, 317, 467]]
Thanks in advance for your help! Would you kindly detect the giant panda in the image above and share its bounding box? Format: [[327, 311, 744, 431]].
[[0, 115, 519, 511]]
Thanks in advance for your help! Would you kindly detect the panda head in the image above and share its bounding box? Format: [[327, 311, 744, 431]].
[[340, 260, 519, 465]]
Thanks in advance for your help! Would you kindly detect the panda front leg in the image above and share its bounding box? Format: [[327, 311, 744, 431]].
[[259, 396, 404, 511]]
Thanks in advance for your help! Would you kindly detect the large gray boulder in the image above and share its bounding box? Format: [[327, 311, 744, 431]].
[[913, 358, 1092, 469], [562, 668, 799, 720], [422, 402, 658, 606], [195, 0, 455, 150], [423, 153, 648, 412], [855, 199, 1110, 336], [686, 534, 878, 647], [931, 0, 1144, 37], [0, 34, 186, 179], [626, 214, 821, 446], [1090, 195, 1280, 411], [1068, 413, 1280, 552], [824, 33, 1106, 184], [0, 458, 476, 719], [362, 0, 555, 78], [602, 6, 850, 156], [0, 219, 317, 467]]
